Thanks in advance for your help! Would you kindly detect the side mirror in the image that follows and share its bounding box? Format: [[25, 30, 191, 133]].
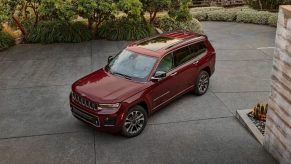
[[151, 71, 166, 81], [108, 56, 113, 63]]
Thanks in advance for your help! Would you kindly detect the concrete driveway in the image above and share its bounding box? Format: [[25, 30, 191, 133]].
[[0, 22, 277, 164]]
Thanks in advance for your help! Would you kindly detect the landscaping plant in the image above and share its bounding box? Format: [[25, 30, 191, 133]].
[[140, 0, 171, 23], [236, 10, 270, 24], [191, 6, 278, 27], [0, 30, 15, 50], [169, 0, 192, 22], [25, 21, 92, 43], [97, 17, 155, 41], [207, 10, 237, 22], [153, 16, 202, 33], [252, 104, 268, 121]]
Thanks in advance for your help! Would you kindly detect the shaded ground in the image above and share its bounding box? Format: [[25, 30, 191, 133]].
[[0, 22, 277, 164]]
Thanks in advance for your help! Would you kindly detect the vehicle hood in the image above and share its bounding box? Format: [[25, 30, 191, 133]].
[[72, 68, 147, 103]]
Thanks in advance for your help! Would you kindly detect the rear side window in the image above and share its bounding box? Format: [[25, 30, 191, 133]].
[[173, 46, 191, 66], [189, 42, 206, 58]]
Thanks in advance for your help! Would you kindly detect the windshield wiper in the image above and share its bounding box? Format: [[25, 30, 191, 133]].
[[112, 72, 132, 80]]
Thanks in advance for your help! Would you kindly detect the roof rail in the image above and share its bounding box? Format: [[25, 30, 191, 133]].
[[128, 30, 185, 46], [164, 36, 205, 50]]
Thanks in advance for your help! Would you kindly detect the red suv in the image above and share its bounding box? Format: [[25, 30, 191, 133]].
[[70, 31, 216, 137]]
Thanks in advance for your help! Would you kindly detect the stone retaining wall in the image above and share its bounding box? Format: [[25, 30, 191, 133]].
[[264, 5, 291, 164]]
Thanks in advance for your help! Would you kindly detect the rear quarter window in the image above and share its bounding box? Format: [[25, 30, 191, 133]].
[[188, 42, 207, 58], [173, 41, 207, 67]]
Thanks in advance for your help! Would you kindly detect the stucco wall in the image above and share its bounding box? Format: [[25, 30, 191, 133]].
[[264, 5, 291, 164]]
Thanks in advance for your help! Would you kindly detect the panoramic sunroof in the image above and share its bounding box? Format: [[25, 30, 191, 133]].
[[137, 37, 182, 51]]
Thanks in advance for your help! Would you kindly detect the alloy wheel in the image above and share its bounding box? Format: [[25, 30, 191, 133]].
[[124, 111, 145, 135], [198, 72, 209, 94]]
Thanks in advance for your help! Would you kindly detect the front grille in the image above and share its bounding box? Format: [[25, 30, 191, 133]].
[[71, 92, 98, 110], [71, 106, 100, 127]]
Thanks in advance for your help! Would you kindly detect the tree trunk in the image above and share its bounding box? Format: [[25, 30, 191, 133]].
[[92, 22, 101, 40], [88, 19, 93, 30], [140, 11, 147, 24], [258, 0, 263, 10], [34, 12, 39, 27], [12, 15, 26, 36], [150, 11, 157, 24]]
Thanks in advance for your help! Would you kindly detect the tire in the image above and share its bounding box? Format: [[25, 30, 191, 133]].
[[121, 105, 147, 137], [194, 70, 210, 96]]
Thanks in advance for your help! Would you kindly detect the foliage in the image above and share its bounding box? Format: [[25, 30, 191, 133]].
[[268, 13, 278, 27], [98, 17, 155, 41], [2, 24, 21, 38], [140, 0, 171, 23], [72, 0, 115, 33], [191, 11, 207, 21], [153, 16, 202, 33], [246, 0, 288, 11], [117, 0, 142, 18], [169, 0, 192, 22], [236, 11, 270, 24], [39, 0, 76, 21], [0, 30, 15, 50], [0, 0, 10, 26], [207, 10, 237, 22], [25, 21, 92, 43], [191, 6, 278, 26]]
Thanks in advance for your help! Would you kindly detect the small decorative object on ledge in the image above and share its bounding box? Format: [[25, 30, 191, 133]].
[[252, 104, 268, 121], [247, 103, 268, 135]]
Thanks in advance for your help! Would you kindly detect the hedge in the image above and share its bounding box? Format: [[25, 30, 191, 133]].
[[191, 6, 278, 27], [153, 17, 203, 33], [268, 13, 278, 27], [207, 10, 237, 22], [236, 11, 270, 24]]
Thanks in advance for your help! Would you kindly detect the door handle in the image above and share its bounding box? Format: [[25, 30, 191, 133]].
[[170, 72, 177, 76], [193, 61, 199, 65]]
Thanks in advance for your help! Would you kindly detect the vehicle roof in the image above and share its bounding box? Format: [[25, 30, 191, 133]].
[[126, 31, 206, 58]]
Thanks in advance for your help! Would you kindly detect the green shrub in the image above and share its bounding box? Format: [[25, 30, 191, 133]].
[[180, 18, 203, 33], [236, 11, 270, 24], [0, 31, 15, 50], [268, 13, 278, 26], [169, 0, 192, 22], [191, 11, 207, 21], [98, 17, 155, 41], [25, 21, 92, 43], [153, 17, 202, 33], [207, 10, 237, 22], [190, 6, 278, 27]]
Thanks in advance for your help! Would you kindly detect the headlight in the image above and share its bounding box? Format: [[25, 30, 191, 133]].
[[98, 103, 120, 110]]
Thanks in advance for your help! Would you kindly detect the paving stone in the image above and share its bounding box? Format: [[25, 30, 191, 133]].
[[0, 131, 95, 164]]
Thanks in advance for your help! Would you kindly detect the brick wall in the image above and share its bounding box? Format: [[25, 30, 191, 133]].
[[264, 5, 291, 164]]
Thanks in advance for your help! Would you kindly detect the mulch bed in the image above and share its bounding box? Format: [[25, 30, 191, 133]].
[[247, 112, 266, 135]]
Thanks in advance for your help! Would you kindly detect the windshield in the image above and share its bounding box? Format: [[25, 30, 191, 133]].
[[106, 50, 157, 82]]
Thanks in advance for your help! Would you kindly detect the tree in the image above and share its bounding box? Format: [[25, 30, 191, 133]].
[[39, 0, 76, 21], [73, 0, 115, 36], [23, 0, 41, 26], [0, 0, 26, 35], [0, 0, 10, 29], [117, 0, 142, 18], [169, 0, 192, 22], [140, 0, 171, 23]]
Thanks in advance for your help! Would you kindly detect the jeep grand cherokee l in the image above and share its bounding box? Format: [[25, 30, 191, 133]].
[[70, 31, 216, 137]]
